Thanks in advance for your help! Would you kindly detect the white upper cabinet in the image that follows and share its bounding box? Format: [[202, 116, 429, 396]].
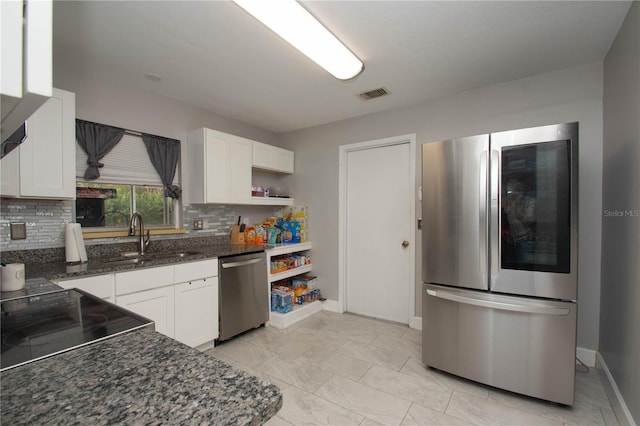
[[0, 88, 76, 199], [252, 141, 294, 174], [1, 0, 53, 143], [187, 128, 252, 204]]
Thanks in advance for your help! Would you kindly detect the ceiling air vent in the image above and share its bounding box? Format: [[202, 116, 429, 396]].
[[358, 87, 390, 101]]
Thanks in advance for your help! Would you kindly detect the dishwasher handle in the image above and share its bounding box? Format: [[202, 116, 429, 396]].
[[221, 258, 264, 269]]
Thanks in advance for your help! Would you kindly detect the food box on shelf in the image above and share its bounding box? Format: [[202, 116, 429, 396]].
[[270, 254, 311, 274], [282, 205, 307, 220], [279, 221, 301, 244], [294, 289, 321, 305], [292, 275, 317, 290], [279, 205, 308, 242]]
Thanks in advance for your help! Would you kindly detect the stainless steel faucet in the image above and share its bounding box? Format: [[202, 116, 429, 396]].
[[128, 212, 150, 256]]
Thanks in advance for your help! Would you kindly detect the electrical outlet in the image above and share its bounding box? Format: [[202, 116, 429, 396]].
[[10, 223, 27, 240], [192, 219, 204, 230]]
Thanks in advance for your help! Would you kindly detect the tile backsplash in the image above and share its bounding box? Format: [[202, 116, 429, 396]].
[[0, 199, 74, 250], [0, 199, 257, 251]]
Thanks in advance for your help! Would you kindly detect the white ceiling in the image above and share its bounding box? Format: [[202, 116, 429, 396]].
[[52, 1, 631, 134]]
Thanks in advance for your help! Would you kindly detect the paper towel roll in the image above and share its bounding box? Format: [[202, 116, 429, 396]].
[[2, 263, 25, 291], [65, 223, 88, 263], [73, 224, 88, 262], [65, 223, 80, 263]]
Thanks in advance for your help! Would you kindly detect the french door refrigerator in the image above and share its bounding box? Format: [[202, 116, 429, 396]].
[[421, 122, 578, 405]]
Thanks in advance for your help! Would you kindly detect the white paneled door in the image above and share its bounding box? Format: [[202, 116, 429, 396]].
[[341, 135, 416, 324]]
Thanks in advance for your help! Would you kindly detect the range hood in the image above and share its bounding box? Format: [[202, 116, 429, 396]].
[[0, 123, 27, 159], [0, 0, 52, 146]]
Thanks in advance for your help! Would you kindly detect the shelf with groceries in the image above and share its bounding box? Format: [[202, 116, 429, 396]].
[[265, 240, 321, 327], [268, 258, 322, 329]]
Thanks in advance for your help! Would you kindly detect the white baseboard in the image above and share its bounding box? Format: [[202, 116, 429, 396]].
[[410, 316, 422, 330], [597, 353, 636, 426], [576, 347, 597, 368], [321, 299, 341, 313], [269, 300, 323, 329]]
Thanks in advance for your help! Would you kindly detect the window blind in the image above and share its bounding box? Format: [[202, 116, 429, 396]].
[[76, 133, 179, 185]]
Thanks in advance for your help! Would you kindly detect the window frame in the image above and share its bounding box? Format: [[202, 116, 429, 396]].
[[74, 132, 183, 236]]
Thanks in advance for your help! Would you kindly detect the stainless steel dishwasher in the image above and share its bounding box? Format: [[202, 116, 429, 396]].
[[218, 251, 269, 342]]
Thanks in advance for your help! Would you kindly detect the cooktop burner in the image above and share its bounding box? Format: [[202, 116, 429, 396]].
[[1, 288, 153, 371]]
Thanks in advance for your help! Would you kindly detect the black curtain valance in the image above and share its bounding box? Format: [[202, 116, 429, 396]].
[[75, 119, 125, 180], [142, 134, 182, 200]]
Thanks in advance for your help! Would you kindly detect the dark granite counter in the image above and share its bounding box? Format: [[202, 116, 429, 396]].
[[18, 241, 269, 281], [0, 328, 282, 425]]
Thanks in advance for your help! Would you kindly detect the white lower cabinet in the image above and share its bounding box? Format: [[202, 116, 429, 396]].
[[54, 274, 114, 301], [57, 258, 219, 348], [174, 277, 219, 347], [117, 286, 176, 338], [114, 258, 218, 348]]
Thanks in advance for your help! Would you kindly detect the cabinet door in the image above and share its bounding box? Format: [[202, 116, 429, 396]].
[[229, 136, 252, 203], [174, 277, 218, 347], [55, 274, 114, 301], [252, 141, 294, 174], [0, 147, 19, 196], [117, 286, 175, 338], [252, 141, 272, 170], [9, 89, 75, 199], [273, 147, 294, 174], [204, 129, 230, 203]]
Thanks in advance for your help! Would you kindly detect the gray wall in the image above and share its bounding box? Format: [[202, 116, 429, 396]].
[[0, 63, 284, 251], [601, 2, 640, 423], [53, 64, 279, 207], [280, 62, 604, 352]]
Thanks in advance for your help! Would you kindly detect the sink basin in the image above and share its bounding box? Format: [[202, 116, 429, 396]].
[[102, 251, 204, 265]]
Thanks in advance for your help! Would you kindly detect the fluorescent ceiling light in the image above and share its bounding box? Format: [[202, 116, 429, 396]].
[[233, 0, 364, 80]]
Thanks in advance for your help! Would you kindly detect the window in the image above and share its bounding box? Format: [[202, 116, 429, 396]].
[[75, 133, 179, 229]]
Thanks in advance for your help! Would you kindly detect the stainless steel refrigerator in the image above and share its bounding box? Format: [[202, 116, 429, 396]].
[[421, 122, 578, 405]]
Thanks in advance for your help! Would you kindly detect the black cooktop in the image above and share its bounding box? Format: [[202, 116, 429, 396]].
[[1, 288, 153, 371]]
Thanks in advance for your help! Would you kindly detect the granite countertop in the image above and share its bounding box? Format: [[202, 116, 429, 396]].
[[21, 241, 269, 281], [0, 328, 282, 425]]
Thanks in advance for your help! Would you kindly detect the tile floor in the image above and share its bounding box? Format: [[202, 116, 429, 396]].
[[205, 311, 618, 426]]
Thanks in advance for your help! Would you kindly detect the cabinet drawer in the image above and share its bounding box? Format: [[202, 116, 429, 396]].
[[115, 265, 174, 296], [174, 258, 218, 283], [56, 274, 114, 300]]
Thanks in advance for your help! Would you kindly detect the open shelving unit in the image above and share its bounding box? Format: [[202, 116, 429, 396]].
[[266, 242, 322, 329]]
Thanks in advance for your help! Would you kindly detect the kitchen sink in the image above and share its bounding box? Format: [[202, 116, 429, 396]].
[[102, 251, 204, 265]]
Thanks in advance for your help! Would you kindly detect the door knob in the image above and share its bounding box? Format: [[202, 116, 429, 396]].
[[402, 240, 409, 248]]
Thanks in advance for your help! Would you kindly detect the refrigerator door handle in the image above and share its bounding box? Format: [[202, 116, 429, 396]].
[[425, 288, 571, 316], [479, 151, 488, 278], [489, 149, 500, 283]]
